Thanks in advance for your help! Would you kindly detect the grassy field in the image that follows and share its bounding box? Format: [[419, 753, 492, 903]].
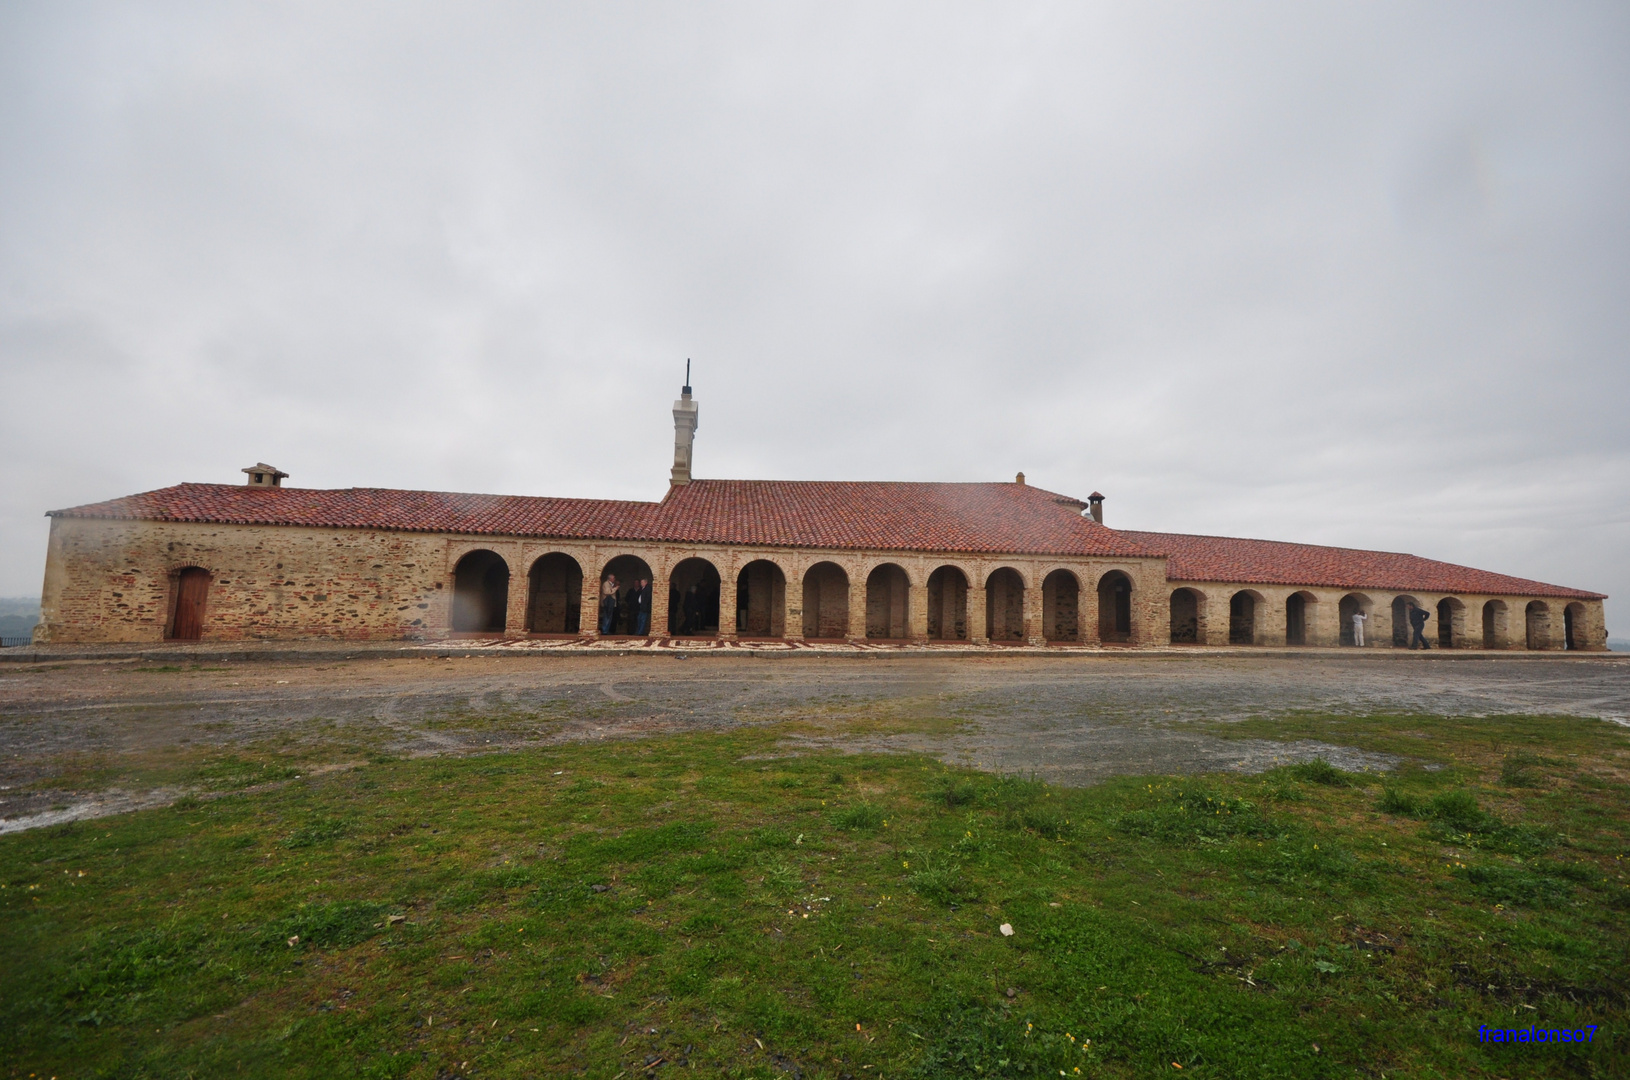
[[2, 708, 1626, 1079]]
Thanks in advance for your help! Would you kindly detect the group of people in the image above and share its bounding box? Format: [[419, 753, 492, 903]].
[[599, 574, 652, 636], [597, 573, 720, 636], [1349, 602, 1433, 648]]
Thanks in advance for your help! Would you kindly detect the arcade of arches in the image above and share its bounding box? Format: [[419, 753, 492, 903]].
[[442, 548, 1602, 651]]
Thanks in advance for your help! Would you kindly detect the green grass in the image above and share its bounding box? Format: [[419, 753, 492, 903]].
[[2, 713, 1627, 1079]]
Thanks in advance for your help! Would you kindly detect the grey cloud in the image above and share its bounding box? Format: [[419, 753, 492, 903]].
[[1, 2, 1625, 631]]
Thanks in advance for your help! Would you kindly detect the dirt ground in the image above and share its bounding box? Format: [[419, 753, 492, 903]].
[[3, 650, 1627, 832]]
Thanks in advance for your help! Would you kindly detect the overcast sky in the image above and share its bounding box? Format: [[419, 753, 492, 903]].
[[2, 2, 1626, 632]]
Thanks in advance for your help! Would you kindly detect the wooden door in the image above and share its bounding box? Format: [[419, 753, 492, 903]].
[[171, 568, 210, 640]]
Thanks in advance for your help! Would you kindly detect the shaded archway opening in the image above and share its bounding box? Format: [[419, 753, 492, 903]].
[[1098, 571, 1133, 643], [1526, 601, 1550, 650], [866, 564, 911, 639], [1339, 593, 1372, 646], [802, 562, 850, 639], [1564, 602, 1587, 650], [927, 566, 969, 641], [986, 568, 1025, 642], [1482, 599, 1508, 649], [1286, 591, 1316, 646], [1391, 596, 1424, 648], [736, 560, 786, 638], [167, 566, 212, 641], [1229, 591, 1259, 645], [527, 553, 582, 634], [1043, 569, 1080, 643], [598, 555, 654, 636], [1437, 597, 1464, 649], [669, 558, 721, 636], [452, 551, 510, 633], [1169, 588, 1201, 643]]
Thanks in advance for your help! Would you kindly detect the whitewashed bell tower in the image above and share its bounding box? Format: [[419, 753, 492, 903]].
[[670, 360, 699, 487]]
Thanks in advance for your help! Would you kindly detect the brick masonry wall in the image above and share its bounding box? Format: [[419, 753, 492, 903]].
[[35, 515, 1605, 650]]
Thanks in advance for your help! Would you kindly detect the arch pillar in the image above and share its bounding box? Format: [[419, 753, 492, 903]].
[[650, 568, 670, 639], [784, 576, 804, 641], [580, 564, 601, 638], [908, 583, 929, 642], [1025, 585, 1044, 645], [847, 573, 867, 640], [719, 572, 738, 640], [969, 585, 988, 643], [505, 570, 529, 638], [1080, 579, 1100, 645]]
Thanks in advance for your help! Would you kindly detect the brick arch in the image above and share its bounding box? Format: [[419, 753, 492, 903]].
[[1169, 587, 1205, 644], [1525, 600, 1551, 650], [926, 564, 971, 641], [1339, 592, 1374, 646], [1481, 598, 1508, 649], [1097, 568, 1136, 643], [865, 562, 912, 640], [451, 549, 510, 633], [1041, 567, 1082, 643], [984, 566, 1027, 642], [735, 557, 788, 638], [801, 560, 850, 639], [1391, 594, 1424, 648], [1285, 590, 1318, 646], [1228, 588, 1266, 645], [526, 552, 582, 634]]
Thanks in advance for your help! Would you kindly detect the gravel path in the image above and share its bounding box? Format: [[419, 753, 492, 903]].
[[2, 651, 1626, 832]]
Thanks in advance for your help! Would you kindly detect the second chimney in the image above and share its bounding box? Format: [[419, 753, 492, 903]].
[[1088, 491, 1105, 523]]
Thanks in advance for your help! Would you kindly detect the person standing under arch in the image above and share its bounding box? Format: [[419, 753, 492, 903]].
[[599, 574, 620, 635], [1408, 603, 1431, 649], [1351, 608, 1367, 646], [633, 578, 652, 636]]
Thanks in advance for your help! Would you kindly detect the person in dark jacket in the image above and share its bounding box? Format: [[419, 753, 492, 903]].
[[633, 578, 652, 636], [681, 584, 702, 635], [1408, 603, 1431, 649]]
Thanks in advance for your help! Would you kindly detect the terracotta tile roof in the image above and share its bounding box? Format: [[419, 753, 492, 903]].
[[50, 479, 1151, 558], [1119, 530, 1605, 600]]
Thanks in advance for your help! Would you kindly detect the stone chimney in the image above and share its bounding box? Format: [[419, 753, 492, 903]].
[[1088, 491, 1104, 523], [1015, 471, 1026, 485], [242, 463, 288, 488], [670, 364, 699, 487]]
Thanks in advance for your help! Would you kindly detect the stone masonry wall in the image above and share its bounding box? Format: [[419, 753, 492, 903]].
[[35, 515, 1603, 650]]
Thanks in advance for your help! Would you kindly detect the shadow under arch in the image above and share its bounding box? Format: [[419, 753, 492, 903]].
[[597, 554, 654, 636], [1043, 569, 1080, 642], [866, 563, 911, 639], [1229, 590, 1265, 645], [1339, 593, 1373, 646], [1436, 596, 1465, 649], [527, 552, 582, 634], [736, 559, 786, 638], [802, 562, 850, 639], [1285, 591, 1317, 646], [1169, 587, 1203, 644], [670, 557, 721, 636], [1098, 570, 1133, 643], [1482, 599, 1508, 649], [985, 567, 1026, 642], [927, 565, 969, 641], [452, 550, 510, 633]]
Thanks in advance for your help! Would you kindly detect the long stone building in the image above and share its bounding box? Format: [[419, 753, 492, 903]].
[[35, 383, 1608, 651]]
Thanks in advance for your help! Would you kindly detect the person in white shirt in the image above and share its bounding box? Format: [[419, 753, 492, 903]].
[[1351, 610, 1367, 647]]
